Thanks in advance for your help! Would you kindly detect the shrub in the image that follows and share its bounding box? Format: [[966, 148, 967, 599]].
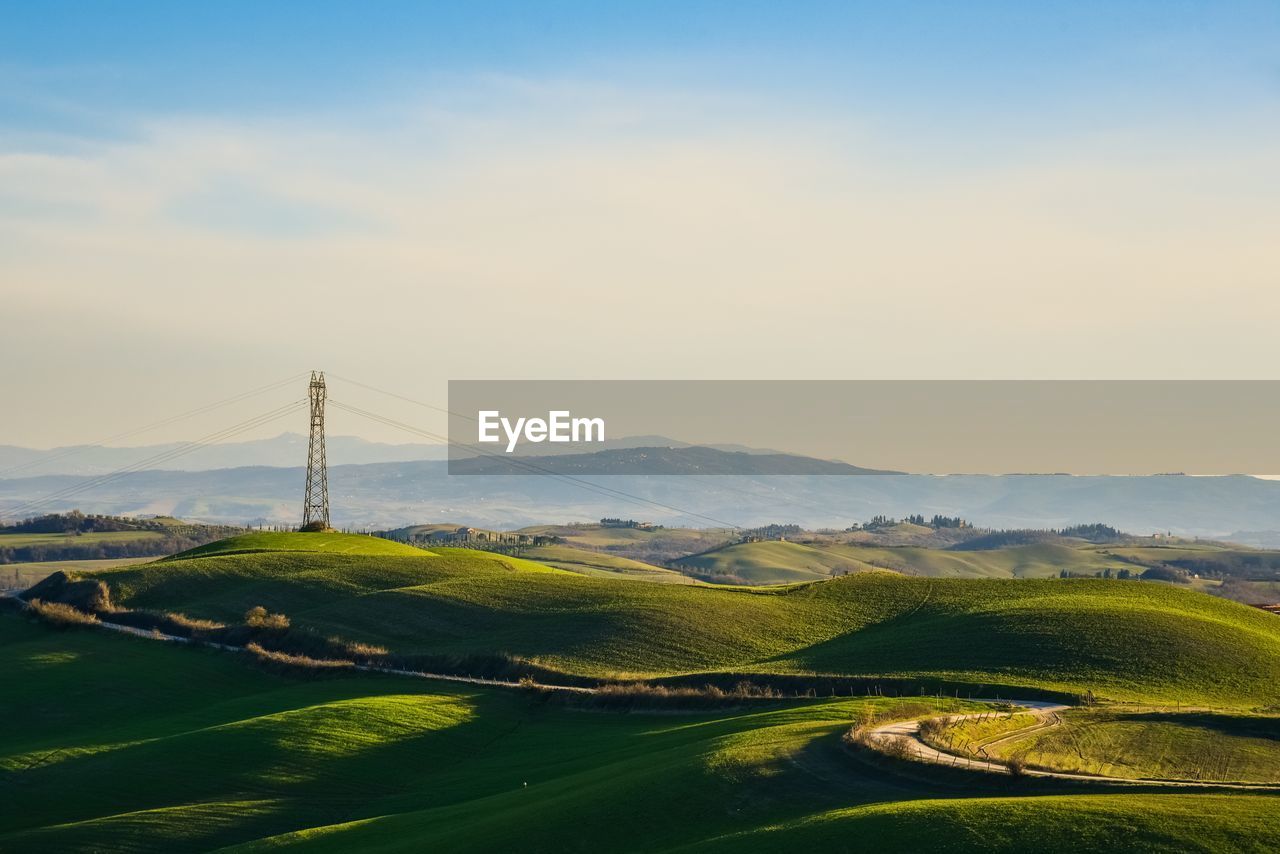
[[1006, 753, 1029, 776], [21, 571, 112, 612], [164, 612, 225, 632], [244, 642, 352, 670], [918, 715, 952, 742], [244, 606, 290, 630], [334, 638, 389, 660], [27, 598, 99, 628], [879, 735, 915, 760]]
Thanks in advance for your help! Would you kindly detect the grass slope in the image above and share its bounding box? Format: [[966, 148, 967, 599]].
[[993, 709, 1280, 783], [0, 558, 152, 591], [675, 541, 881, 583], [680, 540, 1142, 582], [3, 615, 1276, 853], [82, 533, 1280, 706], [168, 531, 429, 559], [0, 530, 166, 548], [521, 544, 696, 583]]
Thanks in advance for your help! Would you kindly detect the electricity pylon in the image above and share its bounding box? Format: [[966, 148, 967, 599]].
[[301, 371, 330, 529]]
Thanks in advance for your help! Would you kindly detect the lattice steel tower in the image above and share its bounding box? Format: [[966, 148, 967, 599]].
[[301, 371, 330, 529]]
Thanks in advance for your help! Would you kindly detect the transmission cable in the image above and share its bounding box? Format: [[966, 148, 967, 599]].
[[0, 371, 309, 479], [0, 399, 307, 521]]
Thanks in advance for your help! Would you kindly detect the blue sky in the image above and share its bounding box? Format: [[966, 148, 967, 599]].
[[4, 1, 1276, 139], [2, 2, 1279, 446]]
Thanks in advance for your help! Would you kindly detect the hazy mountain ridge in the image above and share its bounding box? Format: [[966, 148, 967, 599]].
[[0, 433, 448, 475], [4, 462, 1280, 542], [450, 446, 900, 475]]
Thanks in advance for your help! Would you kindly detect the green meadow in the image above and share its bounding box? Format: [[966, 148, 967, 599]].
[[987, 709, 1280, 783], [3, 614, 1277, 853], [83, 533, 1280, 706]]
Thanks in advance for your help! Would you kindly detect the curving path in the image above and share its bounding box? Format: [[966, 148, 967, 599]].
[[867, 701, 1280, 790]]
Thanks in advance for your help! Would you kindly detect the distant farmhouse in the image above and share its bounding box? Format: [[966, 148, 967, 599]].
[[413, 527, 554, 547], [599, 518, 661, 530]]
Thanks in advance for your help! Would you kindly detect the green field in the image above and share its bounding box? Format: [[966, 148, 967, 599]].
[[167, 530, 429, 559], [3, 613, 1277, 853], [0, 530, 167, 548], [0, 557, 153, 591], [521, 543, 697, 583], [79, 533, 1280, 706], [674, 539, 1184, 584], [989, 709, 1280, 783], [675, 540, 882, 583]]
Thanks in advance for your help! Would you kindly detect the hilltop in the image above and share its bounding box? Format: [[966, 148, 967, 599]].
[[55, 532, 1280, 706]]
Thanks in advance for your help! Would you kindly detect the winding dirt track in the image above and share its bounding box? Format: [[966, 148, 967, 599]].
[[868, 702, 1280, 790]]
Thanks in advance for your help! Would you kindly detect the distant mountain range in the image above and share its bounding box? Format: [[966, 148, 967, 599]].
[[5, 455, 1280, 544], [450, 446, 900, 475], [0, 433, 448, 476], [0, 433, 810, 477]]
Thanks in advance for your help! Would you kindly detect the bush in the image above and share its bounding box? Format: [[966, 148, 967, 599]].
[[165, 612, 225, 632], [244, 642, 352, 670], [917, 715, 952, 742], [586, 680, 783, 710], [21, 572, 112, 612], [244, 606, 290, 630], [27, 598, 99, 628], [879, 735, 915, 760], [1006, 753, 1029, 776]]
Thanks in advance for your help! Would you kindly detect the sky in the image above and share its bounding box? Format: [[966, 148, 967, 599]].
[[2, 1, 1279, 447]]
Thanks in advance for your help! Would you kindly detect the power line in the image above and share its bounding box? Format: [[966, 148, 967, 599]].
[[327, 398, 741, 529], [0, 400, 307, 521], [326, 373, 463, 420], [0, 371, 309, 480], [326, 374, 855, 525]]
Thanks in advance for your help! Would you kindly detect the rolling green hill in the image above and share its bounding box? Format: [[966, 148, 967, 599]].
[[77, 533, 1280, 706], [675, 540, 882, 583], [520, 543, 696, 583], [3, 614, 1276, 853], [674, 539, 1146, 583], [166, 531, 430, 559], [977, 709, 1280, 783]]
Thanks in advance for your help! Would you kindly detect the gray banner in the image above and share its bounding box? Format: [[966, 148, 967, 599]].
[[447, 381, 1280, 475]]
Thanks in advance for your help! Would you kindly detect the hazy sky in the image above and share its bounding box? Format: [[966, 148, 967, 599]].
[[2, 1, 1278, 447]]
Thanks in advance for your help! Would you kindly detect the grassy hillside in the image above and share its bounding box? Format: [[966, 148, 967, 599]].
[[987, 709, 1280, 783], [521, 524, 735, 565], [677, 539, 1144, 583], [167, 531, 430, 559], [0, 557, 152, 591], [3, 614, 1276, 853], [0, 530, 166, 548], [81, 533, 1280, 706], [675, 540, 882, 583], [520, 543, 696, 583]]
